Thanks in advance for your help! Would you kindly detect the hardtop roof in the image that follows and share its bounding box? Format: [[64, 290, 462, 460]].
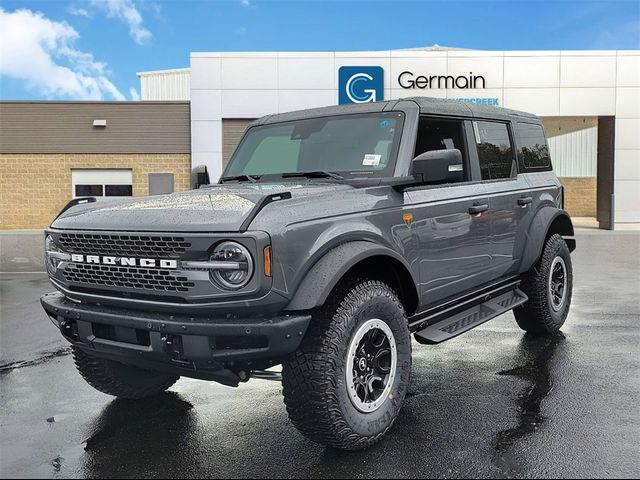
[[252, 96, 539, 127]]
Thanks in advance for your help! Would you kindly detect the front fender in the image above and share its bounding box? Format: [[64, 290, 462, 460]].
[[284, 240, 416, 311], [518, 207, 575, 273]]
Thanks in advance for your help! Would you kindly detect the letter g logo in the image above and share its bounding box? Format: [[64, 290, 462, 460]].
[[338, 66, 384, 105]]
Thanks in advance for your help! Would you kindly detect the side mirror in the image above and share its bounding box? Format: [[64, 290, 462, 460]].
[[410, 149, 464, 184], [192, 165, 210, 189]]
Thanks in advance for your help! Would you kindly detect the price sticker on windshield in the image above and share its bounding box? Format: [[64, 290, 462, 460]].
[[362, 154, 381, 166]]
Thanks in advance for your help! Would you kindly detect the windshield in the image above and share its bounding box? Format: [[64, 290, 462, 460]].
[[224, 112, 405, 180]]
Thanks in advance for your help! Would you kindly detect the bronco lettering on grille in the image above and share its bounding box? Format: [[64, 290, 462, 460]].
[[70, 254, 178, 269]]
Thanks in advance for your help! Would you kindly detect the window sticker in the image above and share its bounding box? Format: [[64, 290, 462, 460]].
[[362, 154, 381, 166]]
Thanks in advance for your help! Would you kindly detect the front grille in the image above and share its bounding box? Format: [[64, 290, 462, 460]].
[[63, 263, 195, 292], [58, 233, 191, 258]]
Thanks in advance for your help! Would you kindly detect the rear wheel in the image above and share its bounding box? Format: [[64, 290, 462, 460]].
[[514, 234, 573, 335], [282, 279, 411, 450], [72, 347, 179, 399]]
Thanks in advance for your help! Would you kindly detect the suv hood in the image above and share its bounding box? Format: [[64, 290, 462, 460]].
[[50, 183, 355, 232]]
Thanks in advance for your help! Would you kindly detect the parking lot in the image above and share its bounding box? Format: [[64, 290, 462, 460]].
[[1, 230, 639, 479]]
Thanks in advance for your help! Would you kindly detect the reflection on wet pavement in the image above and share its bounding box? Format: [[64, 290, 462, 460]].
[[493, 333, 566, 477]]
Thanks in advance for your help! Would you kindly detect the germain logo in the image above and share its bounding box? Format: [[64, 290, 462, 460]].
[[397, 71, 486, 89], [338, 66, 384, 105], [70, 254, 178, 269]]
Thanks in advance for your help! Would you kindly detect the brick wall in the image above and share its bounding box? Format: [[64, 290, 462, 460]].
[[0, 154, 191, 230], [559, 177, 597, 218]]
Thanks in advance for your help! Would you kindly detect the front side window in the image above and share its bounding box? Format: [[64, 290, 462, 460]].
[[516, 122, 551, 171], [225, 112, 405, 179], [474, 121, 515, 181]]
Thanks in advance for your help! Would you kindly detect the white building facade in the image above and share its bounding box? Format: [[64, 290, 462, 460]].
[[140, 47, 640, 228]]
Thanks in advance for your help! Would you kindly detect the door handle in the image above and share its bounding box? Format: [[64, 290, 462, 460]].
[[517, 196, 533, 206], [468, 203, 489, 215]]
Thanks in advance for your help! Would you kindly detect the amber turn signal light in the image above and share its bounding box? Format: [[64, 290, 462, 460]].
[[263, 245, 272, 277]]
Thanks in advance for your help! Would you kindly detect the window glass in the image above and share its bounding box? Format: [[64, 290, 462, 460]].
[[105, 185, 133, 196], [75, 185, 103, 197], [242, 126, 301, 175], [516, 122, 551, 171], [414, 118, 467, 181], [474, 121, 515, 180], [226, 112, 404, 179]]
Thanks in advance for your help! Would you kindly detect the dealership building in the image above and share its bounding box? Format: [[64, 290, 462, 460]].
[[1, 46, 639, 230]]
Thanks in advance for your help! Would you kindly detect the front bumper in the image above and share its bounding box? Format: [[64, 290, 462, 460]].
[[41, 292, 311, 386]]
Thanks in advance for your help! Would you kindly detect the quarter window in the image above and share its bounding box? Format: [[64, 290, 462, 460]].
[[516, 123, 551, 171], [474, 121, 515, 180]]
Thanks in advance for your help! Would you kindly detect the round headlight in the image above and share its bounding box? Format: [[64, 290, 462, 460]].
[[209, 241, 253, 290]]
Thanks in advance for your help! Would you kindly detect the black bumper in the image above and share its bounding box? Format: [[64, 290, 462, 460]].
[[41, 292, 311, 387]]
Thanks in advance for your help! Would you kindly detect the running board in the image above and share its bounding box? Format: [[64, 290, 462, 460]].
[[413, 288, 528, 345]]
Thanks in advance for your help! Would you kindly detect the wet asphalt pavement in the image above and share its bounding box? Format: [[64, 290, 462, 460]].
[[1, 230, 639, 479]]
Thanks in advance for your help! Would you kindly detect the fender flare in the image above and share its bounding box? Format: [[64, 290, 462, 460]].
[[284, 240, 418, 311], [518, 207, 575, 273]]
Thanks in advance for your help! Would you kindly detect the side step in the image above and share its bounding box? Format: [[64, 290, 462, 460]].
[[414, 288, 528, 345]]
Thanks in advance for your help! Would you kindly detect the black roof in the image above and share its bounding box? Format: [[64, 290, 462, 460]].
[[253, 96, 538, 127]]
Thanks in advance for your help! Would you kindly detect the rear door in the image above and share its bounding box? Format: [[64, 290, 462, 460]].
[[472, 120, 532, 278], [406, 117, 492, 306]]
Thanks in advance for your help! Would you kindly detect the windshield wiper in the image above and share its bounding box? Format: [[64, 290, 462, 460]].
[[220, 174, 260, 183], [281, 171, 344, 180]]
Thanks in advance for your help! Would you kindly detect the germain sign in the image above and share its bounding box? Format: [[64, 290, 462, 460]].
[[397, 71, 486, 89]]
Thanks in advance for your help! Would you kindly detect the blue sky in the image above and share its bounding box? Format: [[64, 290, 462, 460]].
[[1, 0, 639, 101]]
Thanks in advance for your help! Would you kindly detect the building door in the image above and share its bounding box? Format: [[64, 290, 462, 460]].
[[71, 169, 133, 198], [222, 119, 255, 169]]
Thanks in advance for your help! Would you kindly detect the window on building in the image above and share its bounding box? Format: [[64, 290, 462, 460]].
[[516, 122, 552, 171], [72, 169, 133, 198], [474, 121, 515, 180]]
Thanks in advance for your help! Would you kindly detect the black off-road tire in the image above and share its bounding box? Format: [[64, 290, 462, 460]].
[[282, 279, 412, 450], [72, 347, 179, 399], [514, 234, 573, 335]]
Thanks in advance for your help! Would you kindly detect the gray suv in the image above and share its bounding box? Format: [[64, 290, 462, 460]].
[[41, 97, 575, 450]]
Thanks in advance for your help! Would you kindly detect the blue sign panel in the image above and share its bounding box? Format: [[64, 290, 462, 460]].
[[338, 66, 384, 105]]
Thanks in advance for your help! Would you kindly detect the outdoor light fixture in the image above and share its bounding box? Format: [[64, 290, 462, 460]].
[[92, 119, 107, 127]]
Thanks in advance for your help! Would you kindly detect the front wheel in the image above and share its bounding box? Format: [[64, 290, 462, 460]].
[[514, 233, 573, 335], [282, 279, 412, 450]]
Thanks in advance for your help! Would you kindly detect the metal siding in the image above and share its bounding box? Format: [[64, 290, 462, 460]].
[[543, 117, 597, 177], [222, 119, 255, 167], [139, 69, 190, 101], [0, 102, 191, 154], [548, 126, 597, 177]]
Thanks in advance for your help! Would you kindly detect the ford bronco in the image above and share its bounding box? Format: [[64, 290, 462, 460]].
[[41, 97, 575, 450]]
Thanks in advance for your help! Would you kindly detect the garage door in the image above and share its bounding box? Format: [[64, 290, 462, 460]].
[[222, 119, 255, 168]]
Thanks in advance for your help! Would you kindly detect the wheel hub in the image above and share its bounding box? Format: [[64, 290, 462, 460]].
[[549, 256, 568, 312], [345, 319, 397, 413]]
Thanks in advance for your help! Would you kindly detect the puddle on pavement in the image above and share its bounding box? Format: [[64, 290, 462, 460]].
[[492, 332, 566, 478]]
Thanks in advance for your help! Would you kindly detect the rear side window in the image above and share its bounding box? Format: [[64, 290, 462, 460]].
[[516, 122, 551, 171], [473, 121, 515, 180]]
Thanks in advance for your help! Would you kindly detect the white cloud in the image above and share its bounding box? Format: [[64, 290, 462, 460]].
[[129, 86, 140, 101], [0, 8, 125, 100], [240, 0, 252, 7], [67, 5, 91, 17], [90, 0, 151, 45]]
